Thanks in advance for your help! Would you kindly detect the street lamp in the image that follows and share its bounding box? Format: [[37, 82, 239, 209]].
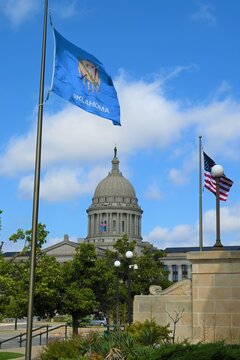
[[211, 164, 224, 250], [125, 250, 133, 325], [114, 260, 121, 331]]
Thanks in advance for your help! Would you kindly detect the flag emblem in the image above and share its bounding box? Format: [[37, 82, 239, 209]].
[[78, 60, 100, 92]]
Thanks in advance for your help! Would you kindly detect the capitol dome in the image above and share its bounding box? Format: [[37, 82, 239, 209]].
[[93, 149, 137, 204], [86, 148, 143, 246]]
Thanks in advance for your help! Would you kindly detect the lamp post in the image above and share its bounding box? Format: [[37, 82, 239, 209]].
[[125, 250, 133, 325], [211, 164, 224, 249], [114, 260, 121, 331]]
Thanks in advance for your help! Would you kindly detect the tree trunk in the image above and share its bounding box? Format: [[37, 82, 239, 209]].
[[72, 313, 79, 335]]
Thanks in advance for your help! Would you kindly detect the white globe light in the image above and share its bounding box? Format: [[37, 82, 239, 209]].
[[211, 164, 224, 178], [125, 250, 133, 259], [114, 260, 121, 267]]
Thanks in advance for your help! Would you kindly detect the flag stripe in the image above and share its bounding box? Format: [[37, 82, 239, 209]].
[[203, 152, 233, 201]]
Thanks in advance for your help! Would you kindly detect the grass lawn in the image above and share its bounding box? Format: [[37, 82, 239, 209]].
[[0, 352, 23, 359]]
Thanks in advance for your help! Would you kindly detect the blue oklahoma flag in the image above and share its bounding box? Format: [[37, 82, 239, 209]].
[[52, 29, 121, 126]]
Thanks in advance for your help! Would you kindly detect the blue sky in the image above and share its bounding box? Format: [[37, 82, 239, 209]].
[[1, 0, 240, 252]]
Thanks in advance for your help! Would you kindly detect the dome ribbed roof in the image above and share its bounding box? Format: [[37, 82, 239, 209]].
[[93, 149, 136, 199]]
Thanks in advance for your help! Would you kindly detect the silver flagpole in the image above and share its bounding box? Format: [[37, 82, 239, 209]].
[[25, 1, 48, 359], [199, 135, 203, 251]]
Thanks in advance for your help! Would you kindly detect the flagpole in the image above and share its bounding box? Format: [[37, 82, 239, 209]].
[[199, 135, 203, 251], [25, 1, 48, 359]]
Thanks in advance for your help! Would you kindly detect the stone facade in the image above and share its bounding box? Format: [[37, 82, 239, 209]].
[[134, 250, 240, 344], [189, 250, 240, 343]]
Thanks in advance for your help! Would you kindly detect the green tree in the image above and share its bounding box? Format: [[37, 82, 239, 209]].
[[9, 223, 49, 255], [59, 243, 114, 335], [105, 235, 171, 324], [34, 254, 63, 318], [0, 224, 63, 323], [1, 259, 29, 322], [133, 245, 171, 295], [0, 255, 16, 320]]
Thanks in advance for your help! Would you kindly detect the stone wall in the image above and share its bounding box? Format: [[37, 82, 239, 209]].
[[134, 250, 240, 344], [133, 280, 192, 342]]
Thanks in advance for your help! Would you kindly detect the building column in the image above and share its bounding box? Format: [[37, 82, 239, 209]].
[[109, 212, 112, 234], [120, 213, 123, 234], [97, 214, 100, 235], [139, 216, 142, 237], [178, 264, 182, 281], [88, 215, 91, 236], [168, 264, 173, 282], [187, 264, 192, 279]]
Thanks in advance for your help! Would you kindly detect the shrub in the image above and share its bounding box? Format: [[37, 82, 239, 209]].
[[139, 342, 240, 360], [39, 338, 80, 360], [127, 319, 172, 345]]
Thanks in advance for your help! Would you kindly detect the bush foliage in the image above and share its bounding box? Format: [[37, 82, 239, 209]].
[[39, 323, 240, 360]]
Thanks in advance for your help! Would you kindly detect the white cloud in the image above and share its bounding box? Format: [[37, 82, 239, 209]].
[[191, 99, 240, 159], [0, 0, 79, 25], [1, 74, 240, 202], [18, 166, 108, 201], [144, 182, 162, 200], [168, 149, 198, 186], [190, 3, 217, 27], [145, 202, 240, 249], [52, 0, 78, 19], [0, 76, 188, 178], [0, 0, 40, 26], [203, 203, 240, 235], [145, 224, 198, 249], [168, 168, 188, 185]]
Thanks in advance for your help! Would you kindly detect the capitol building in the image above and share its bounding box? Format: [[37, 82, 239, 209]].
[[4, 148, 239, 282]]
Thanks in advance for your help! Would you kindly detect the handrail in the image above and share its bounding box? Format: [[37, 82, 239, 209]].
[[0, 324, 68, 349], [0, 325, 48, 348]]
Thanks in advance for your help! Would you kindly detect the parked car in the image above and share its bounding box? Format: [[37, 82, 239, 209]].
[[89, 318, 108, 326]]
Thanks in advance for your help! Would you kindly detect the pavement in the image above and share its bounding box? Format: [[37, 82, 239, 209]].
[[0, 322, 106, 359], [0, 321, 68, 359]]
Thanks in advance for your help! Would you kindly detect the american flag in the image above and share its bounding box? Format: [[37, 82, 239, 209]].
[[203, 152, 233, 201], [100, 221, 107, 232]]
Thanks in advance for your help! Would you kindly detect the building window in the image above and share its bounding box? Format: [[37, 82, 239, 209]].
[[113, 220, 116, 231], [172, 265, 178, 282], [122, 221, 125, 232], [182, 264, 188, 279]]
